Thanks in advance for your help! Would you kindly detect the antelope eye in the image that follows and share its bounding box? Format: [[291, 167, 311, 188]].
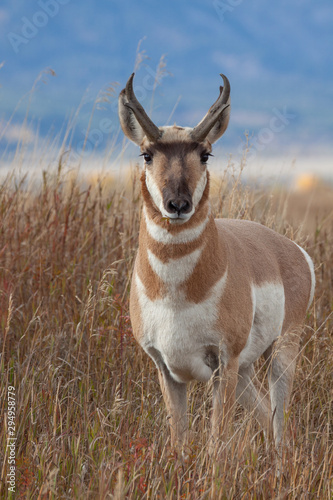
[[141, 152, 152, 164], [200, 152, 212, 164]]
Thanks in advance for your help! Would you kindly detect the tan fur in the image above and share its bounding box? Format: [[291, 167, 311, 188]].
[[119, 75, 315, 454]]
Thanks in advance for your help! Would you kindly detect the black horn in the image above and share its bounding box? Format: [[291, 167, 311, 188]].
[[191, 74, 230, 142], [123, 73, 161, 142]]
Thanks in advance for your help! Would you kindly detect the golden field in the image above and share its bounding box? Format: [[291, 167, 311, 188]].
[[0, 156, 332, 499]]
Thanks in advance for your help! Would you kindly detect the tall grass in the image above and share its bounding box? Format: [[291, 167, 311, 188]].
[[1, 52, 332, 497], [0, 152, 332, 498]]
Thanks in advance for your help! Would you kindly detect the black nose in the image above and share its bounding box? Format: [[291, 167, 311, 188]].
[[166, 198, 192, 216]]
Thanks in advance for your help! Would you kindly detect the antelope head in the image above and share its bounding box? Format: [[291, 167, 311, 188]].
[[118, 73, 230, 224]]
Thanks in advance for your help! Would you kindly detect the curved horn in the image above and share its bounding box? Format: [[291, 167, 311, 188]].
[[124, 73, 161, 142], [191, 74, 230, 142]]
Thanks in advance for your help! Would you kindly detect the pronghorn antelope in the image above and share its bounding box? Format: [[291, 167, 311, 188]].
[[118, 73, 315, 452]]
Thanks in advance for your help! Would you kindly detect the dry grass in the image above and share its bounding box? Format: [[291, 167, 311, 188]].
[[0, 156, 332, 499]]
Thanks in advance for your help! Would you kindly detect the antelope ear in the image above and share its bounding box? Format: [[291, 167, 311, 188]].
[[206, 98, 231, 144], [118, 89, 145, 145]]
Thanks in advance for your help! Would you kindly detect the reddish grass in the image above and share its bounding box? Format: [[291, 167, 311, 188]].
[[0, 161, 332, 499]]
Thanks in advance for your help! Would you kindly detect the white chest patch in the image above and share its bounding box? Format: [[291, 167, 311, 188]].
[[238, 282, 285, 368], [135, 270, 228, 383], [147, 247, 203, 287], [293, 242, 315, 310], [144, 206, 211, 245]]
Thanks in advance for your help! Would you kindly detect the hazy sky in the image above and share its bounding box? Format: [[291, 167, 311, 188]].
[[0, 0, 332, 174]]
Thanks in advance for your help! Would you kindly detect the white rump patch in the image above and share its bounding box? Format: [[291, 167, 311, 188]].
[[148, 247, 203, 287], [135, 270, 228, 383], [144, 205, 211, 245], [293, 242, 316, 310], [239, 282, 285, 368]]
